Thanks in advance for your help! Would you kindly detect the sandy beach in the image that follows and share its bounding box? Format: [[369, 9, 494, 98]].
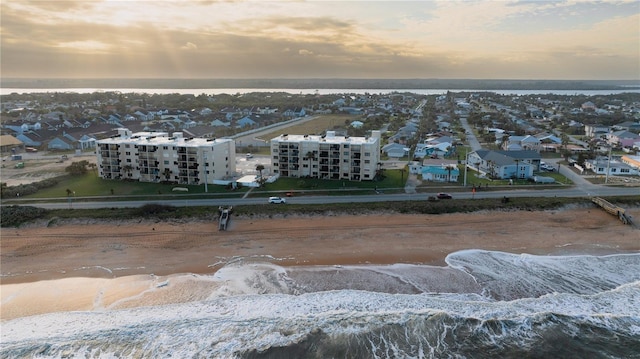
[[2, 207, 639, 320]]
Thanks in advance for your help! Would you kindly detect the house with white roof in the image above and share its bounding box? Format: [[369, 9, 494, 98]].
[[584, 156, 638, 176], [382, 143, 409, 158], [502, 135, 541, 152]]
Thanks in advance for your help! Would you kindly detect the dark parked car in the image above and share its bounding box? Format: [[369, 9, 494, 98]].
[[437, 193, 453, 199]]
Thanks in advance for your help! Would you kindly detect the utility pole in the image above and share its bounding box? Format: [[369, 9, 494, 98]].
[[463, 151, 469, 187], [203, 153, 208, 193], [605, 144, 612, 184]]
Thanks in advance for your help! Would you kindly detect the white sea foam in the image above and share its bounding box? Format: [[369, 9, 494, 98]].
[[2, 251, 639, 358]]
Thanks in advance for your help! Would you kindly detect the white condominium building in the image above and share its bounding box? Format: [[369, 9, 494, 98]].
[[270, 131, 381, 181], [96, 128, 235, 185]]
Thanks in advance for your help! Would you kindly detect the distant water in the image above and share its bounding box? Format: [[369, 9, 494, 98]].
[[2, 250, 640, 358], [2, 88, 640, 96]]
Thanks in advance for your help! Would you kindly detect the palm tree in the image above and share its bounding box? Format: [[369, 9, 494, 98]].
[[256, 164, 265, 187], [304, 151, 316, 177], [446, 164, 454, 183], [163, 168, 172, 182], [123, 164, 133, 178]]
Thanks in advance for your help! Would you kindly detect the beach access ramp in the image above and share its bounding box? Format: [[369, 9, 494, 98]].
[[591, 197, 634, 226]]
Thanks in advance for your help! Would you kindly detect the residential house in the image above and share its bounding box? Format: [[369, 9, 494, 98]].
[[350, 120, 364, 128], [584, 156, 638, 176], [467, 149, 538, 179], [47, 137, 74, 150], [410, 159, 460, 183], [621, 155, 640, 170], [236, 116, 257, 128], [607, 130, 640, 148], [283, 108, 306, 118], [210, 119, 230, 127], [612, 121, 640, 133], [382, 143, 409, 158], [15, 134, 42, 147], [78, 135, 97, 150], [502, 135, 541, 152], [584, 124, 610, 138], [0, 135, 24, 154], [581, 101, 597, 111]]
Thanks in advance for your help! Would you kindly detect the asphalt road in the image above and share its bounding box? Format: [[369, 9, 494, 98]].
[[10, 183, 638, 210]]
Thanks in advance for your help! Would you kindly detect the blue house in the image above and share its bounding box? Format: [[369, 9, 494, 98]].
[[236, 116, 257, 128], [421, 164, 460, 183], [47, 137, 74, 150]]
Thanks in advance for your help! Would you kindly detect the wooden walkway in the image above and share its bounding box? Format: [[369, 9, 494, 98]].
[[591, 197, 634, 226]]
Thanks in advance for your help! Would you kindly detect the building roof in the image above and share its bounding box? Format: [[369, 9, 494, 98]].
[[0, 135, 23, 147], [271, 132, 378, 145]]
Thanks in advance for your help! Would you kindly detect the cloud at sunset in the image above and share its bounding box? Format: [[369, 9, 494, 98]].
[[1, 0, 638, 80]]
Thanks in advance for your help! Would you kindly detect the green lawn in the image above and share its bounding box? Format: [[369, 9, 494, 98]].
[[23, 172, 248, 199]]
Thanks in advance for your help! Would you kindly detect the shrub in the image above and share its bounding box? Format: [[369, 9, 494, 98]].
[[135, 203, 178, 217], [1, 205, 47, 227], [0, 177, 61, 198]]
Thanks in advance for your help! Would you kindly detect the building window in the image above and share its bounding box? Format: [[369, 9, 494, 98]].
[[126, 159, 131, 163], [364, 152, 371, 156], [164, 160, 169, 165], [163, 146, 168, 150], [364, 160, 370, 164]]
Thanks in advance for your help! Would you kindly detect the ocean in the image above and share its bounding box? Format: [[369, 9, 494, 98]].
[[2, 250, 639, 358]]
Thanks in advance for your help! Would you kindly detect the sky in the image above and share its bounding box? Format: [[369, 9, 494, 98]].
[[1, 0, 639, 80]]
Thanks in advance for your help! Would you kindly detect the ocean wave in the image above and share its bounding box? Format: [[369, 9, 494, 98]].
[[2, 250, 639, 358]]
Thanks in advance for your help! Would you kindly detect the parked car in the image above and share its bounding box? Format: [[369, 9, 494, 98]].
[[268, 196, 286, 204], [246, 153, 253, 159], [436, 192, 453, 199]]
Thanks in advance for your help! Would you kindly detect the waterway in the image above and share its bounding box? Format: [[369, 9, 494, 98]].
[[2, 88, 639, 96]]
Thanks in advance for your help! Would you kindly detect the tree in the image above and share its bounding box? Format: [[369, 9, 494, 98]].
[[163, 168, 172, 182], [446, 164, 454, 183], [304, 151, 316, 177], [561, 133, 570, 153], [256, 164, 265, 187], [122, 164, 133, 178], [65, 160, 89, 175]]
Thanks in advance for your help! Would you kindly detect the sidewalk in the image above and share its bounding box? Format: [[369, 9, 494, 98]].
[[404, 173, 420, 194]]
